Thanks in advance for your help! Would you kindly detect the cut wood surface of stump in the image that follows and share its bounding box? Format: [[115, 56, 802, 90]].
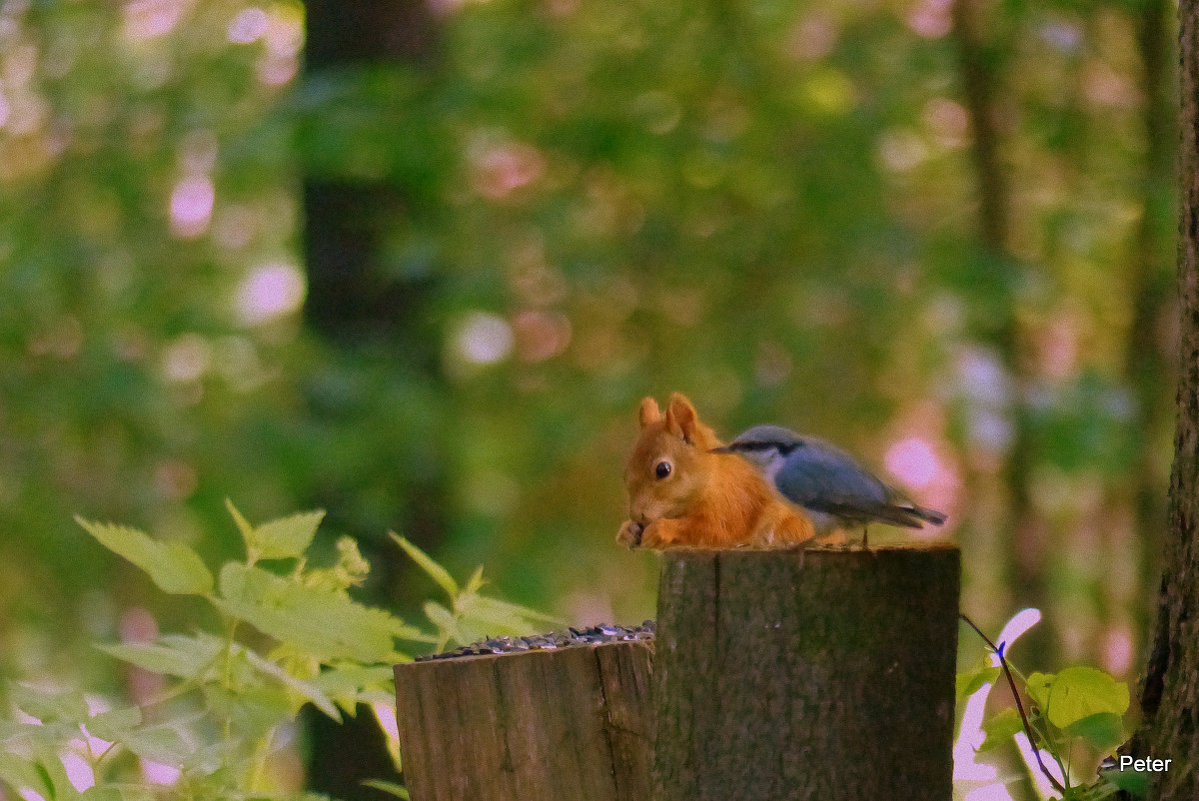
[[654, 543, 960, 801], [393, 639, 653, 801]]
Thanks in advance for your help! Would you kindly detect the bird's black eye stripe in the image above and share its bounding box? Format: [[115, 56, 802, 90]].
[[779, 442, 801, 455]]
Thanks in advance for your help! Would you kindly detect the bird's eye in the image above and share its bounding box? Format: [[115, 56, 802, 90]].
[[654, 460, 672, 480]]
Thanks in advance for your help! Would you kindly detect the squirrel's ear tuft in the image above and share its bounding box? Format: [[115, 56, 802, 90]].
[[638, 397, 663, 427], [665, 393, 699, 443]]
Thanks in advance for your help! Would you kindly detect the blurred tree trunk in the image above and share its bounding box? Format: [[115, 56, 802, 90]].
[[300, 2, 443, 799], [950, 0, 1052, 663], [300, 0, 446, 597], [1120, 0, 1177, 661], [303, 0, 439, 341], [1127, 2, 1199, 797], [949, 0, 1008, 250]]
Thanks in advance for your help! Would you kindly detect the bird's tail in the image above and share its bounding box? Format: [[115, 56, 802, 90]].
[[872, 503, 947, 529], [898, 504, 947, 528]]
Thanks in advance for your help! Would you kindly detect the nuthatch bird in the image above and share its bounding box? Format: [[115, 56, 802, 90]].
[[713, 425, 947, 540]]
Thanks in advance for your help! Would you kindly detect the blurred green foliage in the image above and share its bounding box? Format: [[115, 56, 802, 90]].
[[0, 0, 1176, 732], [0, 505, 546, 799]]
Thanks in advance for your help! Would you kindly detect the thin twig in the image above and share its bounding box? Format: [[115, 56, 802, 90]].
[[959, 613, 1067, 795]]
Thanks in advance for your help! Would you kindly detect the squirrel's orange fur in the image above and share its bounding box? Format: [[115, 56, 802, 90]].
[[617, 393, 815, 549]]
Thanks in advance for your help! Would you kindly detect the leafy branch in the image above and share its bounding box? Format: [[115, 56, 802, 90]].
[[958, 613, 1134, 799], [0, 502, 552, 801]]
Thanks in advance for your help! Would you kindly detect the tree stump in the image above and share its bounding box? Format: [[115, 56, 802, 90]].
[[393, 640, 653, 801], [653, 544, 960, 801]]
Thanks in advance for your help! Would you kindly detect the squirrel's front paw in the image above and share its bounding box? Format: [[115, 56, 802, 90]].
[[638, 522, 669, 549], [617, 520, 644, 548]]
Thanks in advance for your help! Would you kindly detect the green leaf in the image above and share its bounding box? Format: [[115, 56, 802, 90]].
[[309, 665, 398, 713], [216, 563, 405, 662], [97, 633, 224, 679], [309, 664, 397, 692], [456, 594, 560, 631], [391, 533, 457, 597], [1035, 667, 1130, 729], [240, 646, 340, 720], [361, 779, 410, 799], [32, 744, 79, 801], [1026, 671, 1054, 711], [1064, 712, 1126, 752], [81, 787, 134, 801], [84, 706, 143, 743], [464, 565, 486, 595], [202, 684, 292, 747], [0, 751, 52, 798], [77, 518, 213, 595], [81, 787, 140, 801], [1100, 765, 1150, 798], [422, 600, 459, 645], [979, 707, 1024, 752], [32, 761, 56, 800], [116, 720, 200, 767], [391, 623, 437, 645], [956, 665, 1001, 699], [246, 509, 326, 561], [225, 499, 256, 547], [8, 683, 90, 724]]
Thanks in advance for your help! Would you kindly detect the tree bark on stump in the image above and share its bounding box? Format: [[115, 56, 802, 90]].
[[653, 545, 960, 801], [393, 641, 654, 801]]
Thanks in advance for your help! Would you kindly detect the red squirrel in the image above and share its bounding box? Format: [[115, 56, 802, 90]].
[[617, 393, 815, 549]]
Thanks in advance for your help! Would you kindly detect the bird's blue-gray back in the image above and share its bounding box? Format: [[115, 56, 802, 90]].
[[775, 438, 891, 515]]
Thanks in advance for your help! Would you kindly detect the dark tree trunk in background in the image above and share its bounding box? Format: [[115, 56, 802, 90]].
[[950, 0, 1008, 251], [303, 182, 435, 342], [300, 2, 446, 561], [301, 2, 443, 798], [1122, 0, 1177, 662], [949, 0, 1176, 673], [951, 0, 1053, 664], [1127, 3, 1199, 798], [304, 0, 438, 68], [303, 0, 439, 341]]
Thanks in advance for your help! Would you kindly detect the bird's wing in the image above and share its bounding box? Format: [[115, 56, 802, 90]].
[[773, 438, 892, 517], [775, 439, 946, 527]]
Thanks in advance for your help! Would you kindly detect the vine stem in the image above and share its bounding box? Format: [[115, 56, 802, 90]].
[[959, 613, 1068, 795]]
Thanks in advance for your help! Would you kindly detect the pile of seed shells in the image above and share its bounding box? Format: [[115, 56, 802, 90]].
[[417, 620, 656, 661]]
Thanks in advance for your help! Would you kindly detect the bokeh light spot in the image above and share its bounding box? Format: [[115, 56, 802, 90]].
[[123, 0, 183, 42], [228, 7, 268, 44], [469, 140, 545, 199], [1102, 626, 1134, 675], [169, 175, 214, 238], [455, 313, 514, 365], [513, 310, 571, 362], [235, 263, 306, 326], [161, 334, 211, 383], [885, 437, 939, 489], [906, 0, 952, 39]]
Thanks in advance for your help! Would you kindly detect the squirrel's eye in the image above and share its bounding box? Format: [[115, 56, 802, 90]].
[[654, 460, 672, 480]]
